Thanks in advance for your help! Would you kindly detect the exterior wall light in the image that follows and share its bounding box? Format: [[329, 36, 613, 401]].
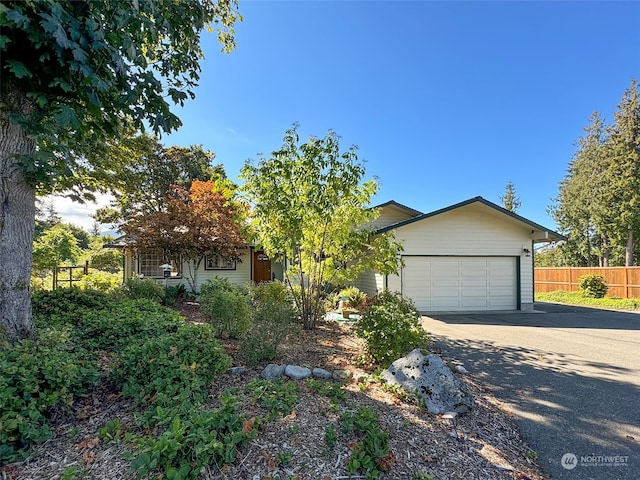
[[522, 248, 531, 257]]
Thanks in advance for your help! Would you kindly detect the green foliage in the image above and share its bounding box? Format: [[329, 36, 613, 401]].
[[32, 287, 113, 325], [499, 181, 521, 212], [163, 284, 188, 307], [342, 407, 390, 479], [324, 425, 338, 450], [305, 378, 346, 404], [355, 291, 429, 367], [33, 289, 184, 352], [199, 278, 251, 338], [578, 274, 608, 298], [246, 379, 299, 422], [536, 291, 640, 310], [89, 249, 123, 273], [77, 270, 122, 293], [338, 286, 367, 310], [551, 80, 640, 267], [128, 391, 257, 480], [240, 281, 298, 365], [98, 133, 230, 223], [113, 325, 231, 406], [240, 124, 402, 329], [71, 300, 185, 352], [32, 224, 82, 271], [120, 277, 165, 304], [0, 329, 99, 463], [1, 1, 241, 191]]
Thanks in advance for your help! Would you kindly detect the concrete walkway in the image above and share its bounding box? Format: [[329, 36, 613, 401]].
[[421, 302, 640, 479]]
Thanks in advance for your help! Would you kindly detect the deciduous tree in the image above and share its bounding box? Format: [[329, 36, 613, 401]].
[[94, 133, 227, 226], [0, 0, 240, 340], [240, 125, 402, 330], [123, 180, 247, 292]]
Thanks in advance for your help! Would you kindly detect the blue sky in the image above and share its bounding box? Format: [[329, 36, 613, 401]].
[[56, 1, 640, 231]]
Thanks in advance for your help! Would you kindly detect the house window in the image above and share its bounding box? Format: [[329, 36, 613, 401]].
[[204, 255, 236, 270], [137, 249, 180, 278]]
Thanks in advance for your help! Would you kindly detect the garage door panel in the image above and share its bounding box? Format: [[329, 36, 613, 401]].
[[402, 256, 517, 312]]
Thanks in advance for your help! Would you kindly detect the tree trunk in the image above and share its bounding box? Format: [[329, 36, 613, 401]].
[[0, 92, 37, 342], [626, 230, 634, 266]]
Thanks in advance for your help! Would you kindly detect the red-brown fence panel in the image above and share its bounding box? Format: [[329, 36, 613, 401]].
[[534, 267, 640, 298]]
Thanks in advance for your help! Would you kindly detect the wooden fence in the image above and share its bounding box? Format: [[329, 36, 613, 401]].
[[53, 261, 89, 290], [534, 267, 640, 299]]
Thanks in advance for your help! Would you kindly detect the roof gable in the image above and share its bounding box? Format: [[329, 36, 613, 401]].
[[375, 196, 565, 243]]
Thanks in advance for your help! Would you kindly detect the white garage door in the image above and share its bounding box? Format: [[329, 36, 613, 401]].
[[402, 256, 517, 312]]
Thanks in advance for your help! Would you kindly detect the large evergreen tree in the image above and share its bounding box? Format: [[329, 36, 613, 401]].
[[551, 80, 640, 267], [0, 0, 240, 341], [499, 181, 521, 212], [606, 80, 640, 266]]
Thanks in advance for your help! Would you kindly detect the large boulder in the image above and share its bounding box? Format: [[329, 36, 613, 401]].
[[381, 349, 474, 414]]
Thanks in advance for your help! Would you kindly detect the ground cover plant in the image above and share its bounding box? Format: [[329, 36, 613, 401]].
[[536, 290, 640, 310], [2, 285, 549, 480]]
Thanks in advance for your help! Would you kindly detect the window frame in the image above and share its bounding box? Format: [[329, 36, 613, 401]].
[[135, 248, 181, 278], [204, 254, 236, 270]]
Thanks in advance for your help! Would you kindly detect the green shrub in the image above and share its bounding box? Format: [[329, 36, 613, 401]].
[[0, 329, 99, 463], [78, 270, 122, 293], [119, 277, 165, 303], [200, 278, 251, 338], [579, 274, 608, 298], [112, 324, 231, 406], [355, 291, 429, 367], [240, 282, 298, 365], [338, 286, 368, 310], [32, 287, 114, 327], [89, 249, 123, 273], [73, 300, 184, 352], [163, 284, 187, 307]]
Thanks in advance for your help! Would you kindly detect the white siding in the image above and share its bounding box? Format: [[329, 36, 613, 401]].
[[353, 271, 385, 296], [160, 249, 252, 292], [370, 205, 419, 230], [393, 204, 534, 307]]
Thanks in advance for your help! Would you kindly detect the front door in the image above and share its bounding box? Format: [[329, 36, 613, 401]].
[[253, 250, 271, 283]]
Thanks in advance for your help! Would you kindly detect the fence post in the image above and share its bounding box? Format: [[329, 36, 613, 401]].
[[625, 267, 629, 299]]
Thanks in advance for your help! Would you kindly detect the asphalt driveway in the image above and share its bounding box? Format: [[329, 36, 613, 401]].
[[421, 302, 640, 480]]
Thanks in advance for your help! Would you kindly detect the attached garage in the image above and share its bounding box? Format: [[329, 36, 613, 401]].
[[355, 197, 565, 313], [402, 256, 518, 311]]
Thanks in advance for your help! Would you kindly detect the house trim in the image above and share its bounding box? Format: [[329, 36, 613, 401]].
[[375, 196, 566, 243]]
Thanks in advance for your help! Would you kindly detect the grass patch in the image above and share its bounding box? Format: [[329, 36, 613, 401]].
[[536, 291, 640, 310]]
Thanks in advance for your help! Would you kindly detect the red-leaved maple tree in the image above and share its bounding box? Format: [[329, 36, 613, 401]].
[[123, 180, 247, 291]]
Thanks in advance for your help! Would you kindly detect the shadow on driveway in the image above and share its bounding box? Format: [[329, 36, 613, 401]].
[[423, 303, 640, 479]]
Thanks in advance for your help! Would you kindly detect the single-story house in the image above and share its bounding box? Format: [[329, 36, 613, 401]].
[[353, 197, 565, 312], [104, 235, 284, 291], [106, 196, 563, 311]]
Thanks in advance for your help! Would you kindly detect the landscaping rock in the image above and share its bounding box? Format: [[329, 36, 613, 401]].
[[227, 366, 246, 376], [382, 349, 474, 414], [312, 368, 332, 379], [456, 365, 469, 374], [332, 369, 350, 381], [285, 365, 312, 380], [261, 364, 285, 380]]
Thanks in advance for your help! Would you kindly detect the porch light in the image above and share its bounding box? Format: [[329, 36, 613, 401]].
[[522, 248, 531, 257]]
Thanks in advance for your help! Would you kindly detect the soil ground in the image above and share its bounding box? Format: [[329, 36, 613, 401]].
[[4, 300, 548, 480]]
